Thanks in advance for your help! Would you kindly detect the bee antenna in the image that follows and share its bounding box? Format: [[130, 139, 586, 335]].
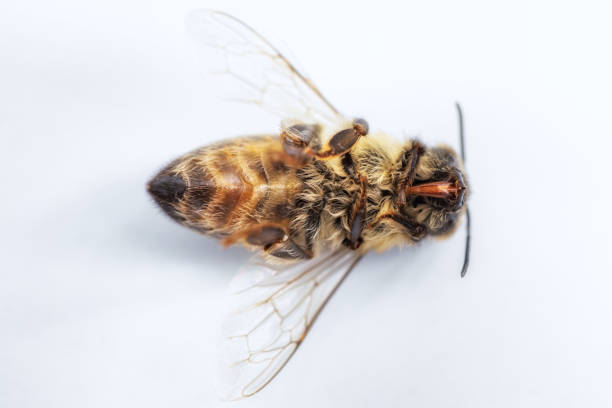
[[455, 102, 471, 278], [460, 208, 471, 278], [456, 102, 466, 163]]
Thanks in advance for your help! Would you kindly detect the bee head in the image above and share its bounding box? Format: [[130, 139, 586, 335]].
[[402, 145, 469, 236]]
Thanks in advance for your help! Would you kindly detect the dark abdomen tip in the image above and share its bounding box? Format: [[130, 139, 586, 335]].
[[147, 174, 187, 204]]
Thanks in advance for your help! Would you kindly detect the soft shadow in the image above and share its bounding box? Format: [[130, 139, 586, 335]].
[[122, 205, 249, 277], [345, 242, 434, 305], [87, 175, 251, 277]]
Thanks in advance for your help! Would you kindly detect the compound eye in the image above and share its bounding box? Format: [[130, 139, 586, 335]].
[[431, 146, 458, 167], [431, 212, 458, 235]]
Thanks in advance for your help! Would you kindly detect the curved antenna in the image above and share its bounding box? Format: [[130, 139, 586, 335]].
[[460, 208, 471, 278], [455, 102, 471, 278], [456, 102, 466, 163]]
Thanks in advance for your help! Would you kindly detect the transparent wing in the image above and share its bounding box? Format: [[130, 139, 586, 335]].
[[216, 247, 363, 400], [186, 10, 347, 128]]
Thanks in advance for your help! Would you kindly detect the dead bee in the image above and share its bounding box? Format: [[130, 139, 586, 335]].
[[147, 10, 470, 400]]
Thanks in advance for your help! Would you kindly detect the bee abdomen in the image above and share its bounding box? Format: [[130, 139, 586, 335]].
[[200, 150, 254, 226], [158, 136, 301, 237], [185, 166, 216, 209]]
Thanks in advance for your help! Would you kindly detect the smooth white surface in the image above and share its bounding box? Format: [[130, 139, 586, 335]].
[[1, 0, 611, 407]]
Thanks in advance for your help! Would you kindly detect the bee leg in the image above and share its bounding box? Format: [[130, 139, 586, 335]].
[[281, 123, 322, 167], [340, 152, 360, 183], [222, 224, 313, 260], [281, 119, 369, 166], [267, 238, 313, 260], [343, 173, 368, 250], [375, 213, 426, 241], [394, 142, 425, 205], [314, 118, 369, 160]]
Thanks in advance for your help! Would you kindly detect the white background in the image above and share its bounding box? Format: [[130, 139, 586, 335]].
[[1, 0, 611, 407]]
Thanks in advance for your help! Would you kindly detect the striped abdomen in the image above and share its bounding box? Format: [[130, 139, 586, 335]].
[[147, 136, 303, 239]]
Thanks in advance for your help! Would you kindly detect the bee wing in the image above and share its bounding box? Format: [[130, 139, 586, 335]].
[[216, 247, 363, 400], [186, 10, 346, 128]]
